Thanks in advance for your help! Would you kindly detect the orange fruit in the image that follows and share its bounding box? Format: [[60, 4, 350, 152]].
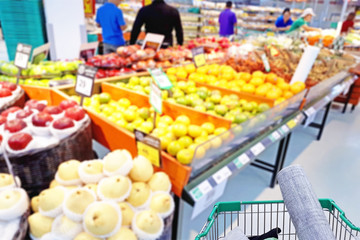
[[249, 77, 265, 87], [240, 72, 252, 82], [252, 71, 265, 80], [185, 64, 196, 74], [205, 75, 217, 83], [176, 70, 188, 79], [188, 72, 198, 81], [255, 85, 268, 96], [234, 73, 241, 80], [197, 66, 208, 75], [266, 73, 278, 84], [277, 82, 290, 91], [197, 74, 206, 83], [208, 67, 220, 76], [283, 91, 294, 99], [166, 68, 176, 75], [242, 84, 256, 94], [221, 72, 234, 81], [290, 82, 304, 94], [236, 80, 246, 87]]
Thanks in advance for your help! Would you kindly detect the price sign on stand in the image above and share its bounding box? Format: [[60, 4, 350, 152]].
[[148, 68, 173, 90], [150, 81, 162, 114], [290, 45, 320, 84], [79, 42, 99, 62], [261, 53, 270, 72], [135, 129, 162, 167], [75, 64, 97, 106], [14, 43, 32, 84], [31, 43, 50, 64], [191, 47, 206, 68], [142, 33, 164, 52]]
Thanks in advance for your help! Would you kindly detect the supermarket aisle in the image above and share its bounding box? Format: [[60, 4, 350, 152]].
[[0, 40, 8, 61], [182, 105, 360, 240]]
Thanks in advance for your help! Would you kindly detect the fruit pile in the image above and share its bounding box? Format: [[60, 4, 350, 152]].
[[0, 174, 29, 239], [0, 99, 88, 154], [0, 60, 80, 87], [28, 151, 174, 240], [113, 77, 270, 124], [75, 93, 229, 164], [166, 64, 306, 104], [0, 81, 22, 108], [186, 37, 231, 51], [87, 45, 191, 79]]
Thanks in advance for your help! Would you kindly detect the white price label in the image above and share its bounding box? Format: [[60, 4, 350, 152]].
[[238, 154, 250, 165], [305, 107, 316, 117], [14, 43, 31, 70], [150, 81, 162, 114], [191, 180, 227, 219], [261, 54, 270, 72], [213, 166, 232, 184], [15, 52, 29, 69], [75, 64, 97, 98], [142, 33, 165, 51], [271, 131, 281, 141], [250, 142, 265, 156], [280, 125, 289, 134], [75, 75, 94, 97], [148, 68, 173, 90]]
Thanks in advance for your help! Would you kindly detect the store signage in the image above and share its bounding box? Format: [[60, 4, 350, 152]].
[[31, 43, 50, 64], [75, 64, 97, 98], [14, 43, 32, 70], [134, 129, 162, 167], [261, 54, 270, 72], [148, 68, 173, 90], [290, 45, 320, 84], [149, 81, 162, 114], [79, 42, 99, 62], [142, 33, 164, 52], [83, 0, 95, 17], [191, 47, 206, 68]]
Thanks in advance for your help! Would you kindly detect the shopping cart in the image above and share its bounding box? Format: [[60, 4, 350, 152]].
[[196, 199, 360, 240]]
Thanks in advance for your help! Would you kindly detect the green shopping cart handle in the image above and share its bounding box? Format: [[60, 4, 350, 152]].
[[197, 199, 360, 240]]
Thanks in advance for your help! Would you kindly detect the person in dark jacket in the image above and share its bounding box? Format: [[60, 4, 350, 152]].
[[130, 0, 183, 47]]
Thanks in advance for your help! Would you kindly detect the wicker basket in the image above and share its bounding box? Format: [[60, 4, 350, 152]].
[[0, 88, 25, 112], [0, 119, 94, 197]]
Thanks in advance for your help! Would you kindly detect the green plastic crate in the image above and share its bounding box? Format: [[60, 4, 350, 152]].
[[196, 199, 360, 240]]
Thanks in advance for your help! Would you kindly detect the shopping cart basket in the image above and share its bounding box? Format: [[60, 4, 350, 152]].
[[196, 199, 360, 240]]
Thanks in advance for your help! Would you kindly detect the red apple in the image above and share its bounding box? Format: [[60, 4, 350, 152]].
[[1, 106, 21, 117], [60, 99, 78, 110], [8, 133, 33, 151], [0, 89, 12, 97], [5, 119, 27, 133], [0, 134, 2, 145], [32, 112, 53, 127], [0, 116, 6, 125], [53, 117, 75, 130], [2, 82, 17, 91], [65, 107, 85, 121], [16, 109, 33, 119], [42, 106, 63, 115], [26, 100, 47, 111]]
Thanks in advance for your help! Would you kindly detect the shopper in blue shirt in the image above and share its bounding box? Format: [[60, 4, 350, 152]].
[[275, 8, 293, 32], [219, 1, 237, 37], [96, 0, 127, 54]]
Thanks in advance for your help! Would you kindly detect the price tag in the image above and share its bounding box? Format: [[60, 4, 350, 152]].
[[49, 79, 74, 87], [270, 131, 281, 142], [287, 119, 297, 129], [191, 179, 227, 219], [233, 153, 250, 169], [148, 68, 173, 90], [14, 43, 32, 69], [304, 107, 317, 127], [261, 53, 270, 72], [150, 81, 162, 114], [290, 45, 320, 84], [191, 47, 206, 68], [280, 125, 289, 135], [250, 142, 265, 156], [134, 129, 161, 167], [31, 43, 50, 64], [213, 166, 232, 184], [75, 64, 97, 97], [79, 42, 99, 62], [142, 33, 165, 52]]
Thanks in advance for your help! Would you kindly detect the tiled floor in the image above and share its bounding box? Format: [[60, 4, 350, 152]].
[[181, 104, 360, 240]]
